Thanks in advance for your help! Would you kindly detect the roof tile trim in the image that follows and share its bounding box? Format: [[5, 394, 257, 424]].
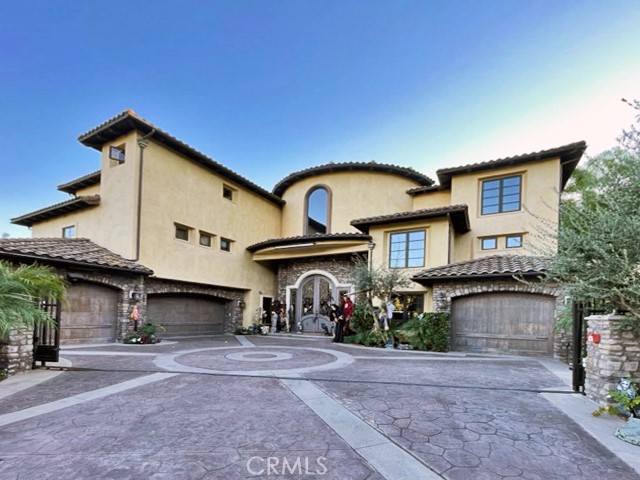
[[247, 232, 371, 252], [11, 195, 101, 227]]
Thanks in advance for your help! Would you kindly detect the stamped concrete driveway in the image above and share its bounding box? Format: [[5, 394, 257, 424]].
[[0, 334, 638, 480]]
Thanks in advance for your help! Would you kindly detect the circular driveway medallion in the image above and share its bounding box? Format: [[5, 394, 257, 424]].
[[225, 351, 293, 362]]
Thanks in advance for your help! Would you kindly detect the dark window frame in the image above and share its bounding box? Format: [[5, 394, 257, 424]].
[[222, 185, 235, 201], [109, 145, 126, 163], [481, 237, 497, 250], [175, 224, 190, 241], [220, 237, 232, 252], [62, 225, 76, 238], [506, 234, 523, 249], [199, 231, 213, 247], [481, 175, 522, 215], [389, 230, 426, 269]]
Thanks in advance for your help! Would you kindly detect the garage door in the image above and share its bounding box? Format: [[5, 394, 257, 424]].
[[451, 292, 556, 355], [146, 295, 225, 336], [61, 282, 118, 344]]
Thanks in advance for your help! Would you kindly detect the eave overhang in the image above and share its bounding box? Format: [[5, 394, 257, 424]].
[[57, 170, 101, 194], [350, 205, 470, 234], [11, 195, 101, 227]]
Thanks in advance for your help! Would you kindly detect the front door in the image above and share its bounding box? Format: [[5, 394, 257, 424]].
[[297, 275, 335, 333]]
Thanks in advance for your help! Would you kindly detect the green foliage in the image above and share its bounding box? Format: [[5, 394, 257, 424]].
[[395, 311, 450, 352], [234, 326, 253, 335], [344, 329, 387, 347], [0, 261, 66, 338], [545, 100, 640, 321], [592, 378, 640, 418], [349, 305, 374, 334]]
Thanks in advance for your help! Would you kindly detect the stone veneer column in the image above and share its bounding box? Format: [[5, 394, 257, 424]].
[[0, 328, 34, 377], [585, 314, 640, 403]]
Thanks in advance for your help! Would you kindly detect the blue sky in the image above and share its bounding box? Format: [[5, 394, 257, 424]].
[[1, 1, 639, 237]]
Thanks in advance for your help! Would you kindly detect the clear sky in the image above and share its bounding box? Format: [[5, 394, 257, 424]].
[[1, 0, 639, 238]]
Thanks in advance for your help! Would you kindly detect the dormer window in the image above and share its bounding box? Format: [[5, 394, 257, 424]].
[[109, 145, 126, 164]]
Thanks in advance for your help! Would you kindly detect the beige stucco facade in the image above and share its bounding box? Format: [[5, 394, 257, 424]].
[[15, 111, 585, 332]]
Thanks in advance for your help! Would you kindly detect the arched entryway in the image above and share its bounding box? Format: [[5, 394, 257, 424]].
[[297, 275, 335, 333]]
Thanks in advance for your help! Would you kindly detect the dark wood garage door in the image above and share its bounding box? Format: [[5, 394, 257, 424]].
[[451, 292, 556, 355], [146, 295, 225, 336], [61, 282, 118, 344]]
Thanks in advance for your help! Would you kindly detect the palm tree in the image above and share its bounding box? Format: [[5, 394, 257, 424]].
[[0, 261, 67, 338]]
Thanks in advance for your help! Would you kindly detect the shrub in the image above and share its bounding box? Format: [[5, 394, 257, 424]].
[[344, 329, 387, 347], [349, 305, 375, 334], [395, 311, 450, 352]]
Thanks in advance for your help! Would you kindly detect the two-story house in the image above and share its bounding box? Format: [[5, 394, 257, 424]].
[[5, 110, 586, 355]]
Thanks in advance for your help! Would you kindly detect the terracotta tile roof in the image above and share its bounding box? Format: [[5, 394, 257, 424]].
[[11, 195, 101, 227], [412, 254, 546, 284], [272, 161, 434, 197], [78, 110, 284, 205], [0, 238, 153, 275], [351, 205, 470, 234], [57, 170, 101, 194], [247, 233, 371, 253], [436, 141, 587, 190], [406, 185, 449, 196]]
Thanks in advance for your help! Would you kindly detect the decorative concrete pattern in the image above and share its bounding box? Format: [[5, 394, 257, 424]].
[[0, 335, 638, 479]]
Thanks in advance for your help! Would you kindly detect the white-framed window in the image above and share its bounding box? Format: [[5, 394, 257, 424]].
[[389, 230, 426, 269], [62, 225, 76, 238], [481, 175, 521, 215], [506, 234, 523, 248], [481, 237, 497, 250]]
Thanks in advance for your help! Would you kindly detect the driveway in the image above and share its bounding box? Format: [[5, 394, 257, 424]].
[[0, 334, 638, 479]]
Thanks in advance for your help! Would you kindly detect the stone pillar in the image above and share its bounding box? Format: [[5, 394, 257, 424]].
[[585, 314, 640, 404], [0, 328, 34, 377]]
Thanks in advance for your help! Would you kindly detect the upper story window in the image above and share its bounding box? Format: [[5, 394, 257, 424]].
[[199, 231, 213, 247], [222, 185, 235, 201], [481, 237, 497, 250], [389, 230, 426, 269], [220, 237, 232, 252], [506, 234, 523, 248], [175, 224, 190, 241], [481, 175, 521, 215], [62, 225, 76, 238], [109, 145, 126, 164], [305, 186, 330, 235]]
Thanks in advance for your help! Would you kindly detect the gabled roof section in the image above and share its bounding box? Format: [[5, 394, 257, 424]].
[[11, 195, 101, 227], [436, 141, 587, 190], [78, 110, 284, 206], [273, 161, 434, 197], [57, 170, 101, 194], [412, 254, 545, 285], [0, 238, 152, 275], [247, 232, 371, 253], [350, 205, 470, 234]]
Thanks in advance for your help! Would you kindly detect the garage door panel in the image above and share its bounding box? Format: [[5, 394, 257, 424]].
[[451, 292, 555, 355], [146, 296, 224, 336], [61, 283, 118, 344]]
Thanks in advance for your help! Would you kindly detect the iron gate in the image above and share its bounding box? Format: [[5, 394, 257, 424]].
[[571, 300, 607, 392], [32, 300, 61, 368]]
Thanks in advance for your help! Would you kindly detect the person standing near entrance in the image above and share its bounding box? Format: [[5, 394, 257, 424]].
[[342, 294, 354, 335], [270, 308, 278, 334], [330, 303, 344, 343]]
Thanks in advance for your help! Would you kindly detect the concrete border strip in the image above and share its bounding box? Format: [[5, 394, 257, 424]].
[[281, 378, 442, 480], [234, 335, 255, 347], [0, 372, 178, 427]]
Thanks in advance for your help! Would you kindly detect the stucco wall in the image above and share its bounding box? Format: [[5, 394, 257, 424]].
[[449, 158, 561, 262]]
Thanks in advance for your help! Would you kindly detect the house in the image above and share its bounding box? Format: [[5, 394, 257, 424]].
[[7, 110, 586, 355]]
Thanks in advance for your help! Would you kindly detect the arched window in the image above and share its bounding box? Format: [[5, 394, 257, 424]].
[[305, 186, 330, 235]]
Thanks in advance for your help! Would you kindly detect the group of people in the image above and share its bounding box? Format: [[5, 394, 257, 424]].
[[329, 294, 354, 343]]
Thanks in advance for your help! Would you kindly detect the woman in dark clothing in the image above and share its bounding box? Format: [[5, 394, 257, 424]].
[[330, 303, 345, 343]]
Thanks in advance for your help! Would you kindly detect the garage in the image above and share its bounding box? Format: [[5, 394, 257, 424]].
[[451, 292, 556, 355], [61, 282, 119, 344], [146, 294, 225, 336]]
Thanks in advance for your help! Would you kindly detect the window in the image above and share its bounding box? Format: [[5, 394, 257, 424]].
[[481, 237, 497, 250], [506, 234, 523, 248], [305, 186, 329, 234], [222, 185, 235, 201], [220, 237, 232, 252], [481, 175, 521, 215], [175, 224, 190, 241], [62, 225, 76, 238], [109, 145, 126, 163], [199, 231, 212, 247], [389, 230, 425, 269]]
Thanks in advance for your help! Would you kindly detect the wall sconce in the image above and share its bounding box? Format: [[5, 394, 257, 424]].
[[238, 300, 246, 309], [129, 291, 142, 303], [367, 242, 376, 251]]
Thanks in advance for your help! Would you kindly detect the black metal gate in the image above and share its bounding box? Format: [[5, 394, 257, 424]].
[[571, 300, 607, 392], [32, 300, 61, 368]]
